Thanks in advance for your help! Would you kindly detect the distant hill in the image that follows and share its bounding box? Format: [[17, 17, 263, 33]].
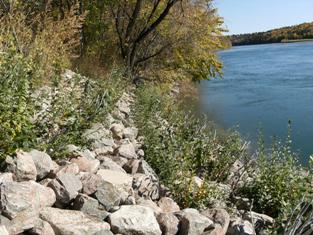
[[229, 22, 313, 46]]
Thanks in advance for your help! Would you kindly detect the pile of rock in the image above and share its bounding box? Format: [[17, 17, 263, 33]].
[[0, 72, 273, 235]]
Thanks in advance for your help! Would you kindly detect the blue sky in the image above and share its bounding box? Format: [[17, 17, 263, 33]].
[[215, 0, 313, 35]]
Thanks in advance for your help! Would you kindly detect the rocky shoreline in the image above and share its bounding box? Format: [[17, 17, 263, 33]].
[[0, 71, 273, 235]]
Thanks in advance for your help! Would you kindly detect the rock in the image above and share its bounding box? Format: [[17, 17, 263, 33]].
[[56, 162, 80, 176], [83, 123, 111, 142], [158, 197, 180, 213], [0, 173, 14, 184], [70, 156, 100, 173], [109, 205, 162, 235], [100, 157, 126, 173], [95, 181, 122, 211], [80, 173, 103, 195], [6, 209, 40, 234], [40, 207, 110, 235], [123, 159, 140, 174], [0, 181, 55, 219], [105, 155, 128, 167], [157, 213, 179, 235], [94, 146, 114, 156], [97, 169, 133, 189], [29, 150, 55, 180], [0, 226, 9, 235], [201, 208, 230, 235], [73, 194, 109, 220], [29, 219, 55, 235], [137, 198, 163, 215], [137, 149, 145, 158], [123, 127, 138, 141], [227, 218, 255, 235], [5, 151, 37, 181], [133, 173, 160, 200], [93, 231, 114, 235], [48, 173, 82, 207], [0, 215, 10, 227], [116, 99, 131, 116], [137, 159, 158, 180], [176, 208, 214, 235], [118, 143, 138, 159], [110, 123, 125, 140], [243, 211, 274, 233]]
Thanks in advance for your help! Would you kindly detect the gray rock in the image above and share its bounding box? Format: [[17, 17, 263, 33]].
[[0, 181, 55, 219], [0, 215, 11, 227], [227, 218, 255, 235], [29, 219, 55, 235], [0, 226, 9, 235], [137, 159, 159, 181], [5, 151, 37, 181], [6, 209, 40, 234], [70, 156, 100, 173], [40, 207, 110, 235], [73, 194, 109, 220], [56, 162, 80, 176], [118, 143, 138, 159], [243, 211, 274, 233], [109, 205, 162, 235], [83, 123, 111, 142], [80, 172, 104, 195], [97, 169, 133, 189], [123, 127, 138, 141], [100, 157, 126, 173], [95, 181, 122, 211], [0, 173, 14, 184], [93, 231, 114, 235], [137, 198, 163, 215], [48, 173, 82, 207], [123, 159, 140, 174], [157, 213, 179, 235], [30, 150, 55, 180], [176, 208, 214, 235], [158, 197, 180, 213], [133, 173, 160, 200], [110, 123, 125, 140], [201, 208, 230, 235]]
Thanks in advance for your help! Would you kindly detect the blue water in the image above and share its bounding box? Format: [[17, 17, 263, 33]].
[[199, 42, 313, 164]]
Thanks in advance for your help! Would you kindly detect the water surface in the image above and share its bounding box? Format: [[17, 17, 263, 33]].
[[199, 42, 313, 164]]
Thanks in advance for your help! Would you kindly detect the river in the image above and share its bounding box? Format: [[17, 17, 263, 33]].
[[199, 42, 313, 165]]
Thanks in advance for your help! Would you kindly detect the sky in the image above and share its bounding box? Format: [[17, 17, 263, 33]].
[[215, 0, 313, 35]]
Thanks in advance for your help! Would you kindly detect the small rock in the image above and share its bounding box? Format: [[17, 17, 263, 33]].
[[243, 211, 274, 233], [0, 173, 14, 184], [201, 208, 230, 235], [158, 197, 180, 213], [7, 209, 40, 234], [110, 123, 125, 140], [73, 194, 109, 220], [118, 143, 138, 159], [137, 159, 159, 180], [227, 218, 255, 235], [40, 207, 110, 235], [97, 169, 133, 189], [56, 162, 80, 176], [95, 181, 122, 211], [29, 150, 55, 180], [123, 159, 140, 174], [30, 219, 55, 235], [0, 181, 55, 219], [80, 173, 103, 195], [5, 151, 37, 181], [100, 157, 126, 173], [109, 205, 162, 235], [157, 213, 179, 235], [123, 127, 138, 141], [48, 173, 82, 207], [137, 198, 163, 215], [176, 208, 214, 235], [105, 155, 128, 167], [137, 149, 145, 157], [133, 174, 160, 200], [70, 156, 100, 173]]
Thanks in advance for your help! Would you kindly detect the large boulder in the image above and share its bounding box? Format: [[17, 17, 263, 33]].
[[29, 150, 56, 180], [48, 173, 82, 207], [133, 173, 160, 200], [176, 208, 214, 235], [158, 197, 180, 213], [5, 209, 41, 234], [5, 151, 37, 181], [72, 194, 109, 220], [109, 205, 162, 235], [157, 213, 179, 235], [40, 207, 110, 235], [201, 208, 230, 235], [95, 181, 122, 211], [0, 181, 55, 219]]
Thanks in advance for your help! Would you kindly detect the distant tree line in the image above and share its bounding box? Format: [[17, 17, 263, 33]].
[[229, 22, 313, 46]]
